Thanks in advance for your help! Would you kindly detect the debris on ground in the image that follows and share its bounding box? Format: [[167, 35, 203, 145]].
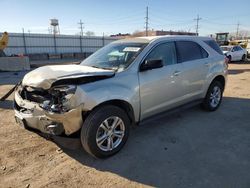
[[56, 148, 63, 154]]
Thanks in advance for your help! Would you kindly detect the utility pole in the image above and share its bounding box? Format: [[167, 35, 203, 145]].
[[78, 19, 84, 36], [236, 22, 240, 39], [78, 20, 84, 53], [194, 14, 202, 36], [145, 6, 149, 36], [22, 28, 27, 54], [102, 32, 105, 47]]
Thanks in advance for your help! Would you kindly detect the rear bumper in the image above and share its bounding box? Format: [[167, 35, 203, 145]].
[[14, 87, 83, 136]]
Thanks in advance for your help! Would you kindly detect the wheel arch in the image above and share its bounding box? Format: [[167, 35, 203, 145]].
[[211, 75, 226, 91], [82, 99, 136, 126], [202, 74, 226, 99]]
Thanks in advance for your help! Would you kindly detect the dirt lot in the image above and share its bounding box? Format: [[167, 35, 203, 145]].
[[0, 61, 250, 188]]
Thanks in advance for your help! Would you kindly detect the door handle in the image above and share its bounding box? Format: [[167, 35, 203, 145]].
[[173, 71, 181, 76], [205, 62, 209, 66]]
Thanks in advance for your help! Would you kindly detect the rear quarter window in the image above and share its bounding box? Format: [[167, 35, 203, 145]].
[[176, 41, 208, 63], [204, 40, 223, 55]]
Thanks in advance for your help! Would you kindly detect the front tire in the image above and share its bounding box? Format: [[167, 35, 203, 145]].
[[81, 105, 130, 158], [202, 81, 223, 111]]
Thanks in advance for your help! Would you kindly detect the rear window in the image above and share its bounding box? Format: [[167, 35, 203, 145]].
[[176, 41, 208, 63], [204, 40, 223, 55]]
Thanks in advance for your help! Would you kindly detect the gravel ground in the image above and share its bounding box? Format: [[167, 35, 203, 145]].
[[0, 61, 250, 188]]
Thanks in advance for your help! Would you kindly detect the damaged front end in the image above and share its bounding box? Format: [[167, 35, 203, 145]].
[[14, 64, 115, 136], [14, 84, 83, 136]]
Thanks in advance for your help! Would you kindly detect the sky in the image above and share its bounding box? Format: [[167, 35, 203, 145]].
[[1, 0, 250, 36]]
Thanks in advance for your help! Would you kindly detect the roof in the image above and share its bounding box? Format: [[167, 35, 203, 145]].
[[114, 35, 213, 44]]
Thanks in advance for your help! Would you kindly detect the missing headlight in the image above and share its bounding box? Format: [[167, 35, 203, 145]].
[[51, 85, 77, 94], [40, 85, 77, 113]]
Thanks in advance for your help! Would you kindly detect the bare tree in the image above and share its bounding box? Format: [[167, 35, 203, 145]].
[[229, 30, 250, 40], [85, 31, 95, 36]]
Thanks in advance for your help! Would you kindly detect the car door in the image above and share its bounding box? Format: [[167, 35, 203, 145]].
[[175, 40, 209, 100], [139, 42, 184, 120], [234, 46, 240, 60], [231, 46, 238, 61], [236, 46, 244, 60]]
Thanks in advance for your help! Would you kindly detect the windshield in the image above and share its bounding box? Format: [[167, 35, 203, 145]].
[[80, 42, 147, 70], [221, 46, 232, 51]]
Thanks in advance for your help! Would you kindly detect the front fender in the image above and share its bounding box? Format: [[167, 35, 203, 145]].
[[77, 73, 140, 121]]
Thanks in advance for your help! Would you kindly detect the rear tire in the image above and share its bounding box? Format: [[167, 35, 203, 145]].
[[241, 54, 246, 62], [81, 105, 130, 158], [202, 81, 223, 111]]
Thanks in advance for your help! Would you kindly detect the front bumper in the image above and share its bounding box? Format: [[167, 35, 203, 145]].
[[14, 87, 83, 136]]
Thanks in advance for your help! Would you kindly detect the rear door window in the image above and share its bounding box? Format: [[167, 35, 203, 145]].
[[176, 41, 208, 63], [204, 40, 223, 55]]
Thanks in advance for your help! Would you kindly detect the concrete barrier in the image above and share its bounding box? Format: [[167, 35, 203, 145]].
[[62, 53, 74, 59], [49, 54, 61, 60], [0, 56, 30, 71], [74, 53, 85, 59], [29, 53, 48, 61]]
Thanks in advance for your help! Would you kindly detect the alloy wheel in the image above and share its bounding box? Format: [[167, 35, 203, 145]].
[[96, 116, 125, 151], [209, 86, 221, 108]]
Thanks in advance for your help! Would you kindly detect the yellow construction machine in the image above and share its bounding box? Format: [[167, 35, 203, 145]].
[[0, 32, 9, 57], [229, 39, 248, 48], [216, 32, 229, 46]]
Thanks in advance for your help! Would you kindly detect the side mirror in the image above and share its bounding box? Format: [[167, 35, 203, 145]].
[[140, 59, 163, 71]]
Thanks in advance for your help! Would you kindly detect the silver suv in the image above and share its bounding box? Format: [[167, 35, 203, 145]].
[[14, 36, 228, 158]]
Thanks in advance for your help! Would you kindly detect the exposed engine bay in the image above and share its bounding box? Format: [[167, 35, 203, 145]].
[[14, 83, 84, 136], [20, 85, 77, 113]]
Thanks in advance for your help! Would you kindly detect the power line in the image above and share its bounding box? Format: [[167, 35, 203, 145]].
[[194, 14, 202, 36], [89, 10, 144, 23], [145, 6, 149, 36], [203, 14, 250, 21], [78, 19, 84, 36], [150, 12, 193, 23], [202, 19, 237, 26], [151, 21, 194, 28], [86, 20, 143, 26]]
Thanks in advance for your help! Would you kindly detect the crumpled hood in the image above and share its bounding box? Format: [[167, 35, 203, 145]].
[[22, 64, 115, 89]]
